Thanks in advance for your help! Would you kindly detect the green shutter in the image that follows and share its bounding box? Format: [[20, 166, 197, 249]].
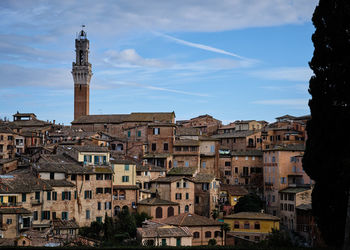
[[68, 192, 71, 200]]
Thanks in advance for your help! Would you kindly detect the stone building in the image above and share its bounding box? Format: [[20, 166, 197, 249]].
[[177, 114, 222, 136], [136, 164, 166, 200], [0, 127, 15, 159], [111, 159, 138, 214], [263, 144, 312, 216], [150, 176, 195, 214], [137, 197, 180, 220], [159, 213, 224, 246], [173, 140, 200, 169], [279, 187, 312, 231]]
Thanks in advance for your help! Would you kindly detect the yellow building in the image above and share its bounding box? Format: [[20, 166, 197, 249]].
[[111, 159, 139, 213], [224, 212, 280, 242]]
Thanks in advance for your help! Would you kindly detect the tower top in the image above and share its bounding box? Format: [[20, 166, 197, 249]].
[[77, 25, 87, 40]]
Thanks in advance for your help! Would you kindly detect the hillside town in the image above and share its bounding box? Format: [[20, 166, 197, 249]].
[[0, 29, 317, 247]]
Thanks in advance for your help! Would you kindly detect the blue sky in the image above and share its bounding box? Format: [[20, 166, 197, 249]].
[[0, 0, 318, 125]]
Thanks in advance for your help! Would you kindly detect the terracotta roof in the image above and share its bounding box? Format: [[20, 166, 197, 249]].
[[212, 130, 255, 139], [0, 126, 13, 134], [72, 112, 175, 124], [0, 207, 31, 214], [42, 179, 75, 187], [110, 158, 136, 165], [53, 219, 79, 229], [138, 197, 179, 206], [230, 150, 263, 157], [263, 144, 305, 152], [296, 203, 312, 211], [113, 185, 139, 190], [220, 184, 249, 196], [193, 173, 215, 183], [167, 167, 197, 176], [136, 164, 166, 172], [224, 212, 280, 221], [70, 145, 109, 152], [143, 153, 170, 158], [279, 187, 311, 194], [138, 225, 191, 238], [174, 140, 199, 146], [160, 213, 223, 227], [275, 114, 296, 120], [151, 176, 194, 183]]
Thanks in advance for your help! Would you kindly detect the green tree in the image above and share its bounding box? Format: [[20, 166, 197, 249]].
[[208, 238, 217, 246], [303, 0, 350, 247], [134, 212, 152, 227], [103, 213, 114, 241], [260, 229, 293, 248], [211, 209, 219, 220], [114, 209, 137, 238], [233, 193, 263, 213]]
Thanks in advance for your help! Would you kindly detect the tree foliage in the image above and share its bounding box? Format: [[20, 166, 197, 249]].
[[233, 193, 263, 213], [303, 0, 350, 247]]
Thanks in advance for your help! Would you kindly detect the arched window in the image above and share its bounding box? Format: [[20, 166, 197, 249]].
[[193, 232, 200, 238], [214, 231, 222, 238], [167, 206, 174, 217], [184, 205, 189, 213], [122, 205, 128, 212], [169, 160, 172, 168], [156, 207, 163, 218], [205, 231, 212, 238], [119, 190, 126, 200], [114, 206, 120, 216]]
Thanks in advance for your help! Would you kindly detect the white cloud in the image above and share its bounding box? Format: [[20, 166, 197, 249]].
[[251, 67, 313, 82], [104, 49, 171, 68]]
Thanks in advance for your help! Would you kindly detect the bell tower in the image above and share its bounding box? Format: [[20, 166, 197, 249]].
[[72, 26, 92, 120]]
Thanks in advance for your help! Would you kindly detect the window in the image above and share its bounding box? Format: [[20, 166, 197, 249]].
[[175, 193, 182, 200], [86, 209, 91, 219], [151, 143, 156, 151], [235, 167, 238, 173], [41, 211, 50, 220], [272, 156, 276, 163], [22, 193, 26, 202], [215, 231, 222, 238], [35, 191, 40, 200], [50, 172, 54, 180], [98, 202, 101, 210], [156, 207, 163, 218], [288, 194, 294, 201], [202, 183, 209, 191], [252, 156, 255, 161], [96, 217, 102, 223], [225, 171, 231, 176], [105, 202, 112, 210], [127, 131, 131, 137], [185, 161, 189, 167], [186, 193, 189, 199], [47, 191, 51, 201], [163, 143, 168, 151], [104, 188, 111, 194], [96, 188, 103, 194], [162, 239, 167, 246], [104, 174, 112, 180], [254, 222, 260, 229], [173, 161, 177, 167], [153, 128, 160, 135], [245, 156, 248, 161], [71, 174, 76, 181], [122, 176, 129, 182], [74, 191, 77, 199], [62, 212, 68, 220], [185, 205, 189, 212], [84, 190, 92, 199], [62, 191, 71, 200], [210, 145, 215, 153], [183, 182, 188, 188], [205, 231, 212, 238], [193, 232, 200, 238], [202, 161, 206, 168], [96, 174, 103, 180], [244, 222, 250, 229], [195, 196, 199, 204], [225, 161, 231, 166], [137, 131, 141, 137], [176, 182, 180, 188], [6, 218, 12, 224], [125, 165, 129, 171], [52, 212, 56, 219], [234, 221, 240, 229], [85, 174, 90, 181], [53, 192, 57, 200], [34, 211, 38, 220]]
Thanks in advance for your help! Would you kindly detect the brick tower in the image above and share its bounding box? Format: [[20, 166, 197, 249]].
[[72, 28, 92, 120]]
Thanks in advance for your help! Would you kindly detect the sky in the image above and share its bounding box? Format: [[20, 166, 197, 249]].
[[0, 0, 319, 125]]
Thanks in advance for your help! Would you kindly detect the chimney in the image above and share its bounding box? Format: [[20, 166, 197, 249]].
[[53, 120, 55, 125]]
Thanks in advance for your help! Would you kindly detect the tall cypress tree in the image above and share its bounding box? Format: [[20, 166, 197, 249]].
[[303, 0, 350, 247]]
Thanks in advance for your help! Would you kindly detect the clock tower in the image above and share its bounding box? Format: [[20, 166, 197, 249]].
[[72, 27, 92, 120]]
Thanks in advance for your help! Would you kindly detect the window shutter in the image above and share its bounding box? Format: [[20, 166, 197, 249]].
[[68, 192, 71, 200]]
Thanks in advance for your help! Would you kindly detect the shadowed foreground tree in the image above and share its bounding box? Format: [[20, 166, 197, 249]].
[[233, 193, 263, 214], [303, 0, 350, 247]]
